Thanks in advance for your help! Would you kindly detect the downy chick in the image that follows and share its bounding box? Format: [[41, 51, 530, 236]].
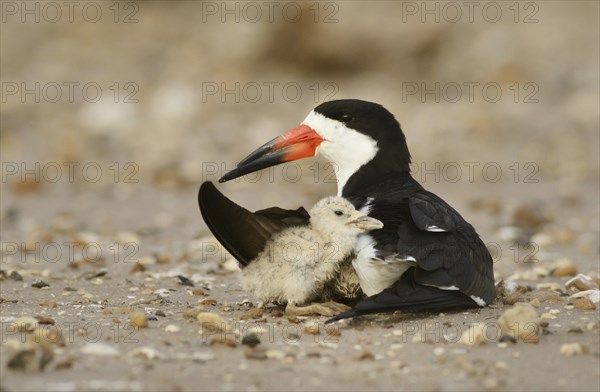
[[241, 196, 383, 316]]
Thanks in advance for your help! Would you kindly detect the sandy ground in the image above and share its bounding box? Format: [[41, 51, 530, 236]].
[[1, 1, 599, 391]]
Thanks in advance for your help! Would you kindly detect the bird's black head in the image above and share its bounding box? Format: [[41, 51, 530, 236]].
[[313, 99, 411, 166], [219, 99, 412, 193]]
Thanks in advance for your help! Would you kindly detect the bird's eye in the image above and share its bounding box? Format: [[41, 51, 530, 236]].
[[341, 114, 353, 123], [334, 210, 343, 216]]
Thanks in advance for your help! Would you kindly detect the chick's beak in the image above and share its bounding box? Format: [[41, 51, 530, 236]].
[[346, 211, 384, 231], [219, 125, 324, 183]]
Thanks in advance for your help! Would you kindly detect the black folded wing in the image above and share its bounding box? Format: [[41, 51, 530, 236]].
[[198, 181, 309, 267]]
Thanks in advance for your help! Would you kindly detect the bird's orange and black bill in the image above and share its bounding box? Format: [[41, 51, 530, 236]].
[[219, 125, 323, 183]]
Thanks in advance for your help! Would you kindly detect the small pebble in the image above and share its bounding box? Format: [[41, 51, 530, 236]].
[[529, 298, 541, 308], [569, 289, 600, 304], [199, 298, 218, 306], [31, 279, 49, 289], [165, 324, 180, 333], [304, 324, 320, 335], [210, 337, 237, 348], [497, 303, 540, 343], [241, 333, 261, 347], [550, 258, 577, 277], [197, 312, 229, 333], [459, 322, 488, 346], [129, 311, 149, 328], [12, 317, 38, 332], [244, 347, 268, 360], [8, 271, 23, 281], [565, 274, 599, 291], [240, 308, 263, 320], [34, 316, 55, 325], [354, 352, 375, 361], [130, 347, 161, 360], [266, 350, 286, 360], [570, 298, 596, 310], [177, 275, 194, 287], [81, 343, 119, 356], [560, 343, 588, 356]]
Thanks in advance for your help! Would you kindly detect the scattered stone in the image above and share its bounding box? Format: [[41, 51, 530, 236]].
[[325, 327, 341, 337], [8, 271, 23, 281], [39, 299, 57, 308], [354, 352, 374, 361], [155, 310, 166, 317], [536, 283, 561, 291], [210, 337, 237, 348], [271, 310, 284, 317], [570, 298, 596, 310], [568, 327, 583, 334], [80, 268, 108, 280], [569, 289, 600, 304], [177, 275, 194, 287], [54, 359, 73, 370], [165, 324, 180, 333], [459, 322, 488, 346], [34, 316, 55, 325], [552, 228, 576, 245], [183, 308, 202, 319], [130, 346, 161, 360], [244, 347, 268, 360], [266, 350, 286, 360], [529, 298, 541, 308], [199, 298, 218, 306], [130, 263, 146, 273], [31, 279, 49, 289], [497, 303, 540, 343], [560, 343, 588, 357], [304, 324, 320, 335], [566, 275, 599, 291], [81, 343, 119, 356], [241, 333, 261, 347], [503, 292, 524, 305], [12, 317, 38, 332], [550, 258, 577, 277], [541, 312, 556, 320], [190, 288, 207, 296], [197, 312, 229, 333], [530, 290, 563, 304], [240, 308, 263, 320], [129, 312, 149, 328]]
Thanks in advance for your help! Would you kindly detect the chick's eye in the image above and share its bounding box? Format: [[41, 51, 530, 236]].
[[341, 114, 353, 122], [334, 210, 343, 216]]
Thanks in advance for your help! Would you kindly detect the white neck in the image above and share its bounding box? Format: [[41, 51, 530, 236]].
[[302, 111, 379, 196]]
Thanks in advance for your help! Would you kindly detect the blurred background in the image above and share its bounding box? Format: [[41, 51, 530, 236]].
[[1, 2, 599, 390], [1, 0, 599, 281]]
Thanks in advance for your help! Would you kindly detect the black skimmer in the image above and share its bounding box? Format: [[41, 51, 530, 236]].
[[240, 196, 382, 316], [213, 99, 496, 322]]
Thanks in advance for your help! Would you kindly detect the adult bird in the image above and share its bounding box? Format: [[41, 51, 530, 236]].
[[216, 99, 496, 322]]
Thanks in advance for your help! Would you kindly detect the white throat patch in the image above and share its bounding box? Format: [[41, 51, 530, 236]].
[[302, 111, 379, 196]]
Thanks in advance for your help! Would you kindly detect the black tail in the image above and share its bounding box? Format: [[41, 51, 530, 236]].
[[326, 269, 479, 323]]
